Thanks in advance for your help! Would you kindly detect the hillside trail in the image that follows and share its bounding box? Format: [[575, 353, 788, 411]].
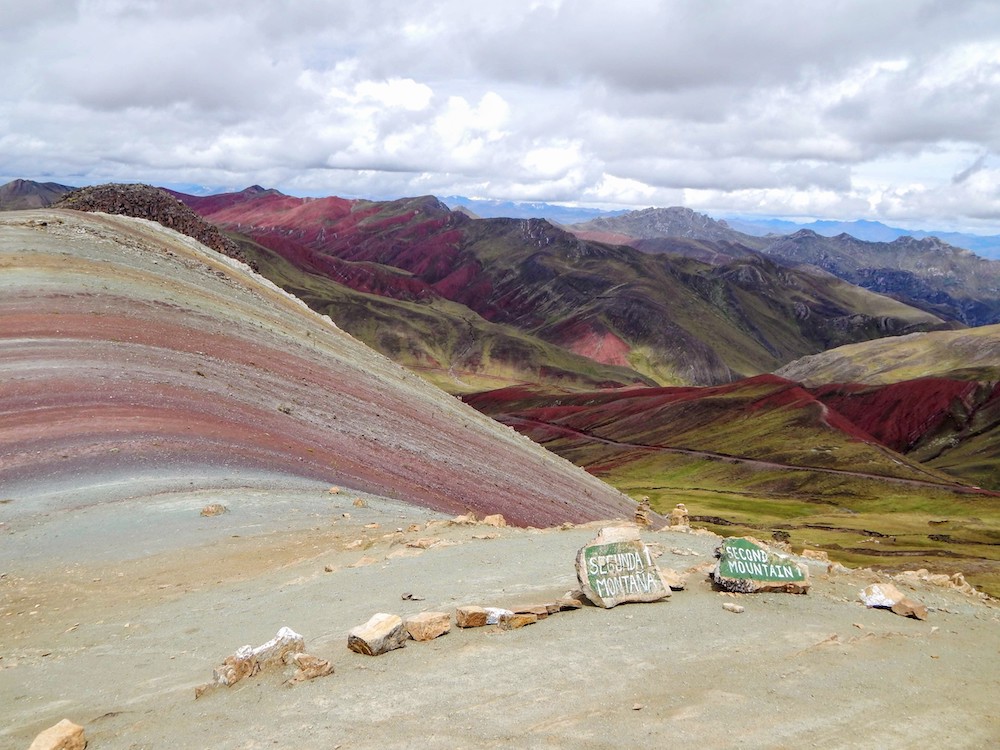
[[504, 416, 998, 497]]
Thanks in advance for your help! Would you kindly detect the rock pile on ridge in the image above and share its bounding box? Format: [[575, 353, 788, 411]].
[[55, 183, 256, 268]]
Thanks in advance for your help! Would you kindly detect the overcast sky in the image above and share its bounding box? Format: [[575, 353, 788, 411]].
[[2, 0, 999, 231]]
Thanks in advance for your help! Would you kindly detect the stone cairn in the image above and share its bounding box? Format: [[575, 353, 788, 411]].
[[634, 496, 652, 527]]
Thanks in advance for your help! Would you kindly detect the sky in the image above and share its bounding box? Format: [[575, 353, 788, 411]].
[[2, 0, 999, 232]]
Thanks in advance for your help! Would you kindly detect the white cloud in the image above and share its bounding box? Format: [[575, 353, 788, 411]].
[[2, 0, 999, 230]]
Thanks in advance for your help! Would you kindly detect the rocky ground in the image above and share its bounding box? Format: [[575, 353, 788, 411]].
[[2, 486, 998, 750]]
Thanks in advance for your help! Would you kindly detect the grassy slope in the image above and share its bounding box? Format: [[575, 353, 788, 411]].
[[235, 234, 651, 393], [466, 378, 1000, 596], [778, 326, 1000, 491], [776, 324, 1000, 385], [461, 221, 946, 385]]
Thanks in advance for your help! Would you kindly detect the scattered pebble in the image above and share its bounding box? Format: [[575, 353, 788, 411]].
[[722, 603, 745, 614]]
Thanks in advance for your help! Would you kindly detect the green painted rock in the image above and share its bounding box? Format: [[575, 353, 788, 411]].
[[575, 526, 670, 608], [712, 537, 810, 594]]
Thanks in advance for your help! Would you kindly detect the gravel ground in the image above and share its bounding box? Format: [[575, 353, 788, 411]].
[[2, 487, 998, 750]]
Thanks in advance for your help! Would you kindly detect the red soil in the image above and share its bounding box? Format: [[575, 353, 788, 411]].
[[813, 379, 987, 451]]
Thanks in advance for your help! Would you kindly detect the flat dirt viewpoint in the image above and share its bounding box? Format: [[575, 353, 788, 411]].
[[2, 488, 998, 749]]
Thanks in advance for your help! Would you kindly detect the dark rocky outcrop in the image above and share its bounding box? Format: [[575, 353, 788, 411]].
[[55, 183, 256, 269]]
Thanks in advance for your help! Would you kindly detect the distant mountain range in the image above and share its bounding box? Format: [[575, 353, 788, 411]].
[[572, 207, 1000, 327], [5, 178, 997, 386], [441, 196, 628, 225], [724, 216, 1000, 259], [150, 184, 947, 389]]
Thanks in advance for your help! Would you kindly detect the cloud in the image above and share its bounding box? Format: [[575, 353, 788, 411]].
[[2, 0, 999, 231]]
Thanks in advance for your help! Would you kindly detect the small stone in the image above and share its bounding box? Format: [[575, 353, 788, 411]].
[[364, 522, 380, 529], [404, 611, 451, 641], [512, 604, 550, 620], [27, 718, 86, 750], [352, 497, 366, 507], [406, 523, 422, 532], [556, 597, 584, 610], [891, 598, 929, 621], [406, 537, 442, 549], [348, 613, 407, 656], [212, 645, 257, 688], [285, 652, 334, 684], [482, 514, 507, 527], [324, 565, 335, 573], [456, 605, 489, 628], [328, 486, 341, 494], [722, 602, 745, 614], [859, 583, 928, 620], [500, 612, 537, 629], [632, 703, 644, 711], [485, 607, 514, 624], [200, 503, 227, 517], [659, 567, 687, 591], [800, 548, 830, 562], [450, 512, 477, 525]]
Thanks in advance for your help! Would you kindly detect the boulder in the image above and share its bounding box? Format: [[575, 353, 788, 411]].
[[404, 612, 451, 641], [859, 583, 928, 620], [28, 719, 86, 750], [348, 613, 408, 655], [512, 604, 550, 620], [712, 537, 810, 594], [482, 514, 507, 527], [722, 602, 745, 614], [575, 526, 670, 608]]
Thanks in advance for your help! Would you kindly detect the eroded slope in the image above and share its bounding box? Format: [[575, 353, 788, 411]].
[[0, 209, 639, 526]]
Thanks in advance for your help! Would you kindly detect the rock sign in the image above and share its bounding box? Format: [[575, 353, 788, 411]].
[[712, 537, 810, 594], [576, 527, 670, 608]]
